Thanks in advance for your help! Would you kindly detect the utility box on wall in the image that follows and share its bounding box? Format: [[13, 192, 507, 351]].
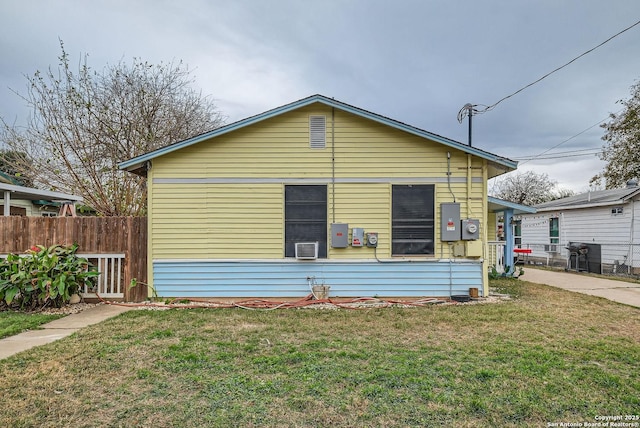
[[452, 242, 466, 257], [466, 240, 483, 257], [461, 219, 480, 240], [351, 228, 364, 247], [331, 223, 349, 248], [441, 203, 461, 242]]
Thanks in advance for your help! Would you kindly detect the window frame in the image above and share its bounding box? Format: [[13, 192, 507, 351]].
[[549, 217, 559, 245], [391, 184, 435, 256], [284, 185, 327, 258], [513, 219, 522, 247]]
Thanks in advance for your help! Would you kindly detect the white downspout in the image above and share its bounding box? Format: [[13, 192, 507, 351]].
[[4, 191, 10, 216], [630, 198, 635, 270]]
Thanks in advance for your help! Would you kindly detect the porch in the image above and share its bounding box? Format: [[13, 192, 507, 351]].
[[487, 197, 536, 274], [487, 242, 533, 273]]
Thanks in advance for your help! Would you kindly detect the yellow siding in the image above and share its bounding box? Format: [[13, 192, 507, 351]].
[[329, 183, 390, 259], [334, 112, 460, 178], [149, 103, 488, 264], [152, 106, 478, 181], [152, 108, 333, 179], [152, 183, 283, 259]]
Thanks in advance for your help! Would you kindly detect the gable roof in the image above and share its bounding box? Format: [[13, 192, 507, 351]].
[[119, 94, 517, 177], [535, 184, 640, 211]]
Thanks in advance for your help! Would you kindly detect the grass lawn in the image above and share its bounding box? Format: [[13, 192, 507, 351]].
[[0, 279, 638, 427], [0, 311, 63, 340]]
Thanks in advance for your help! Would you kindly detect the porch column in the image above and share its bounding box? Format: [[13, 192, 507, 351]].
[[503, 209, 514, 271], [3, 191, 9, 216]]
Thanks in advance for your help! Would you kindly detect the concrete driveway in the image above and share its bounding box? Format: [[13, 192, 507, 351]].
[[523, 268, 640, 308]]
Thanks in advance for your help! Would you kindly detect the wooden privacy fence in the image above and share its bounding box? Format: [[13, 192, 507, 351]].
[[0, 216, 147, 302]]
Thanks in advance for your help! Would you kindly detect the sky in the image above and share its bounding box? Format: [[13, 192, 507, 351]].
[[1, 0, 640, 194]]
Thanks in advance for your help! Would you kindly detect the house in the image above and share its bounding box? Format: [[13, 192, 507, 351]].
[[515, 180, 640, 275], [119, 94, 517, 299], [0, 176, 83, 217]]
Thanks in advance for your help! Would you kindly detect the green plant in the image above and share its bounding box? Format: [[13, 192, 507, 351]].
[[489, 265, 524, 280], [0, 244, 100, 310]]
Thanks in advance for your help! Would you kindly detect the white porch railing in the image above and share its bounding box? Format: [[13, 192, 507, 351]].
[[0, 252, 125, 299], [79, 253, 125, 299], [487, 241, 505, 273]]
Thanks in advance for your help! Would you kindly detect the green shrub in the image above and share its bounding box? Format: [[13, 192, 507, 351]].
[[489, 265, 524, 280], [0, 244, 100, 310]]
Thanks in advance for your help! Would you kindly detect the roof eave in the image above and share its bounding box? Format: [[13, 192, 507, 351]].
[[535, 200, 627, 211], [488, 196, 537, 214], [0, 182, 83, 202]]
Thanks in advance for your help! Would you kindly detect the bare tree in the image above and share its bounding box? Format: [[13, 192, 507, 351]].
[[491, 171, 574, 205], [552, 187, 576, 201], [0, 149, 33, 187], [0, 40, 225, 215], [592, 79, 640, 189]]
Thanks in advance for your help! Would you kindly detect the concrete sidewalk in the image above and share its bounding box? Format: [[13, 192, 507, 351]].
[[0, 304, 133, 360], [523, 268, 640, 308]]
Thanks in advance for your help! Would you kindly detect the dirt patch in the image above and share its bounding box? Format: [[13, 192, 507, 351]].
[[125, 294, 511, 311], [27, 293, 510, 315]]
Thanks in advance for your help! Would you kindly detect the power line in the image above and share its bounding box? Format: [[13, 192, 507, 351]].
[[514, 151, 602, 161], [525, 147, 601, 156], [518, 112, 618, 165], [513, 147, 601, 159], [458, 18, 640, 122]]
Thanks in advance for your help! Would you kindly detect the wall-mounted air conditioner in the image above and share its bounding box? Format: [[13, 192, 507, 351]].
[[544, 244, 559, 253], [295, 242, 319, 260]]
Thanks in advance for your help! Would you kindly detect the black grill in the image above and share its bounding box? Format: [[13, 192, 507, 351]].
[[566, 243, 589, 255], [566, 243, 589, 272]]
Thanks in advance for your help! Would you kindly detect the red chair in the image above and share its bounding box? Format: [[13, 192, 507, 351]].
[[513, 248, 532, 265]]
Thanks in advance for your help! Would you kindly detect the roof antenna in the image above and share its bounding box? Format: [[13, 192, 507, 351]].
[[457, 103, 478, 147]]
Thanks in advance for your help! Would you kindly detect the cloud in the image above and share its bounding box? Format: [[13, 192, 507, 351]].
[[1, 0, 639, 192]]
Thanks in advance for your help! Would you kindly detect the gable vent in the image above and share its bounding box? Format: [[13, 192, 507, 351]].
[[309, 116, 326, 149]]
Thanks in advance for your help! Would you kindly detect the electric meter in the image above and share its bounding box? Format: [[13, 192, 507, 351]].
[[461, 219, 480, 240], [366, 232, 378, 247]]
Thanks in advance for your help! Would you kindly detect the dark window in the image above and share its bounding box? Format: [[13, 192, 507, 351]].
[[285, 185, 327, 257], [514, 220, 522, 247], [4, 206, 27, 216], [392, 185, 434, 255], [549, 218, 559, 244]]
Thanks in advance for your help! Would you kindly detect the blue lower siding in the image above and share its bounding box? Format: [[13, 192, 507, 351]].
[[153, 260, 483, 298]]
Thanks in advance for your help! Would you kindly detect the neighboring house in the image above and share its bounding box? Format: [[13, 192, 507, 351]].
[[0, 176, 83, 217], [120, 94, 517, 299], [516, 180, 640, 274]]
